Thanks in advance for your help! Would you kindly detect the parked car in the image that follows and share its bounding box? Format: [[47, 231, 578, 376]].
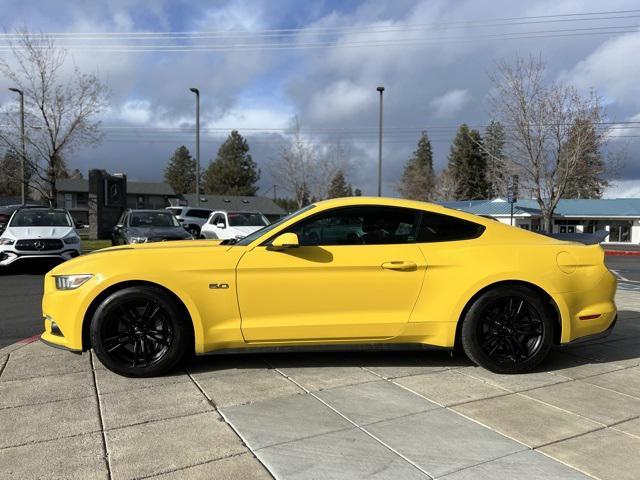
[[200, 210, 270, 240], [165, 206, 214, 236], [0, 207, 81, 267], [0, 204, 42, 234], [112, 210, 194, 245], [42, 197, 617, 378]]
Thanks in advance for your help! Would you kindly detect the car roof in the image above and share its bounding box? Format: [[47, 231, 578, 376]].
[[128, 209, 173, 213]]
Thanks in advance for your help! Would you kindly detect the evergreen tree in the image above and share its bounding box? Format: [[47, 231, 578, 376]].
[[484, 121, 508, 198], [561, 119, 607, 199], [398, 131, 436, 200], [164, 146, 196, 194], [447, 124, 490, 200], [204, 130, 260, 195], [0, 150, 21, 196], [327, 170, 353, 198]]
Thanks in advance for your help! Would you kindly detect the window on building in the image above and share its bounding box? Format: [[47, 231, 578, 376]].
[[76, 193, 88, 207], [609, 221, 632, 243], [63, 193, 73, 209]]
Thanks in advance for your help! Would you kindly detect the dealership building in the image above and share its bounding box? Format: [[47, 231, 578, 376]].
[[442, 198, 640, 244], [51, 178, 286, 224]]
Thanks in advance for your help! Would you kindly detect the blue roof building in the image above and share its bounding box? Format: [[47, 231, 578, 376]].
[[439, 197, 640, 244]]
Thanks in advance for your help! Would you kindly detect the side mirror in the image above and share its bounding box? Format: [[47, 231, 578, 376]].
[[216, 222, 226, 229], [269, 232, 299, 250], [115, 224, 123, 230]]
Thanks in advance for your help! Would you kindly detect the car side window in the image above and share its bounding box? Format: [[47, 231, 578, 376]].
[[286, 207, 420, 246], [417, 212, 485, 242], [190, 209, 211, 219]]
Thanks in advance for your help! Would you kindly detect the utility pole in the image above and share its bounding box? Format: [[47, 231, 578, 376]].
[[377, 86, 384, 197], [189, 88, 201, 206], [8, 88, 25, 204]]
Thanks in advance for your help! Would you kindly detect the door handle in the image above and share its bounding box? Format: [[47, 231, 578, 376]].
[[381, 261, 417, 271]]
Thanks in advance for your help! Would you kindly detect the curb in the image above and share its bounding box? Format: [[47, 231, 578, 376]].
[[605, 250, 640, 256], [0, 335, 40, 358]]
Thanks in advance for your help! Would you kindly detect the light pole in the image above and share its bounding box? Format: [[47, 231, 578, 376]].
[[8, 88, 26, 204], [376, 86, 384, 197], [189, 87, 201, 206]]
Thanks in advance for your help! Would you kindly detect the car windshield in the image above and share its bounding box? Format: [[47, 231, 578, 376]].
[[228, 212, 269, 227], [10, 209, 71, 227], [235, 205, 315, 246], [130, 212, 180, 228]]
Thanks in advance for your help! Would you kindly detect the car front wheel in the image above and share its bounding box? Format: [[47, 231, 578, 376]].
[[460, 285, 553, 374], [91, 286, 188, 377]]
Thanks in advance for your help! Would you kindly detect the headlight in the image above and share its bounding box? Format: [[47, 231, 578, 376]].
[[63, 235, 81, 244], [54, 274, 93, 290], [129, 237, 148, 244], [0, 238, 14, 245]]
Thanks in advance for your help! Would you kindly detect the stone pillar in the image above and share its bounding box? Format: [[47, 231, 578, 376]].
[[88, 169, 127, 240]]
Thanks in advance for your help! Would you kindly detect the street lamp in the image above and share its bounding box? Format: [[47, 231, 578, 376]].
[[376, 86, 384, 197], [189, 87, 201, 206], [8, 87, 26, 204]]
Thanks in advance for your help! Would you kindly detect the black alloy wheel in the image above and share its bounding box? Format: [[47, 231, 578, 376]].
[[461, 286, 553, 374], [91, 286, 188, 377], [477, 297, 543, 364]]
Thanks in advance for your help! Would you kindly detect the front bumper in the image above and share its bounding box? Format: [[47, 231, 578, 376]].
[[0, 247, 80, 266]]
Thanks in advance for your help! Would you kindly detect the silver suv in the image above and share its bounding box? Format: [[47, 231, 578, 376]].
[[166, 206, 213, 236]]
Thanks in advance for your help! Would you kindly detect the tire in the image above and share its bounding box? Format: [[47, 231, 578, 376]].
[[91, 286, 189, 377], [460, 285, 554, 374]]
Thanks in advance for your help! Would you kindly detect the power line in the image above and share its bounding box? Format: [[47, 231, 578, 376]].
[[1, 26, 636, 52], [0, 9, 637, 39]]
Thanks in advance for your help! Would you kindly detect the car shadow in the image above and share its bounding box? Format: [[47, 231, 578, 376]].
[[0, 258, 63, 275], [183, 310, 640, 377]]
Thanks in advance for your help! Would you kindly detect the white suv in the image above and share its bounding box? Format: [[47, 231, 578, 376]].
[[200, 211, 270, 240], [166, 206, 213, 236], [0, 207, 82, 267]]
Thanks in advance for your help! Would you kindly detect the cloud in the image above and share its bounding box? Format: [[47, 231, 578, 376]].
[[308, 80, 370, 123], [429, 89, 471, 118], [3, 0, 640, 195], [562, 32, 640, 105], [604, 179, 640, 198]]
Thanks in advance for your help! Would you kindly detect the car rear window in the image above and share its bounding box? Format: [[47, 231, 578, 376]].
[[417, 212, 485, 242]]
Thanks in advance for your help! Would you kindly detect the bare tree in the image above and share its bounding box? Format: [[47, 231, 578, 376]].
[[489, 55, 607, 232], [434, 167, 458, 201], [270, 117, 346, 207], [0, 30, 108, 205]]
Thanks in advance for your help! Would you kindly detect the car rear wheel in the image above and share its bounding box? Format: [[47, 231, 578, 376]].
[[91, 286, 188, 377], [460, 285, 553, 374]]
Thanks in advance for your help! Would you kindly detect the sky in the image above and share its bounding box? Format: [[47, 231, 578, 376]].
[[0, 0, 639, 198]]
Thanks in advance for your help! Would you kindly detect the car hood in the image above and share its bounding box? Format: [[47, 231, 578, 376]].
[[48, 238, 227, 276], [2, 226, 75, 239]]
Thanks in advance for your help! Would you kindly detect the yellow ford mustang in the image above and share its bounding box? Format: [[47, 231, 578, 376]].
[[41, 197, 617, 377]]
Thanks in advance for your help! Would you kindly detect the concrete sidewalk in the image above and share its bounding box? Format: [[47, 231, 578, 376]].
[[1, 296, 640, 479]]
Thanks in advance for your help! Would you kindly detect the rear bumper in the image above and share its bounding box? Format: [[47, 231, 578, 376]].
[[561, 314, 617, 346], [555, 269, 618, 343]]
